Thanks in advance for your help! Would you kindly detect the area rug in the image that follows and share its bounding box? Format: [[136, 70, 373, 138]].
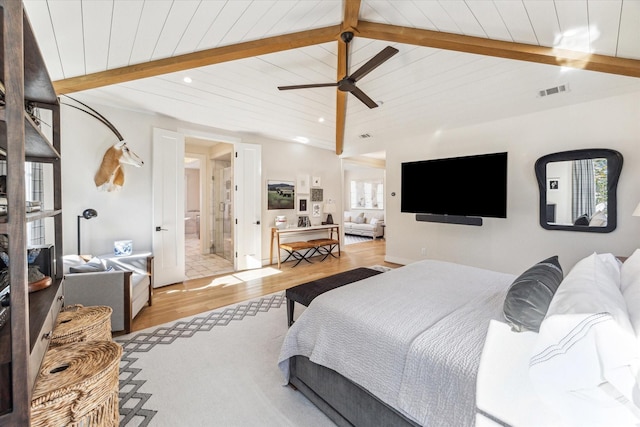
[[116, 293, 335, 427], [344, 234, 374, 245]]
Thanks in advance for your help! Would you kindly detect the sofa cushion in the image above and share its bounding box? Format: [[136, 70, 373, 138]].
[[370, 218, 379, 226], [69, 257, 108, 274], [354, 216, 365, 224]]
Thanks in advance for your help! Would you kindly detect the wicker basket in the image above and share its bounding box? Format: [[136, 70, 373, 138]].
[[31, 340, 123, 427], [50, 305, 112, 347]]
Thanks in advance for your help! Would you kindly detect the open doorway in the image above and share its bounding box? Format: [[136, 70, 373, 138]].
[[342, 152, 387, 247], [184, 138, 234, 280]]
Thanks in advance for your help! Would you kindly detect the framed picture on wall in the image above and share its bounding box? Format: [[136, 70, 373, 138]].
[[311, 188, 323, 202], [297, 196, 309, 214], [267, 180, 295, 210], [297, 175, 310, 194], [312, 203, 321, 217], [547, 178, 560, 191], [312, 176, 321, 187]]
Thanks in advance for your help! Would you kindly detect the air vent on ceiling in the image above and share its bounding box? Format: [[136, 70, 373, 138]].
[[359, 133, 371, 139], [538, 83, 570, 98]]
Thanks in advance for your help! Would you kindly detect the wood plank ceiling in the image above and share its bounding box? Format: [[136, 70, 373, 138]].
[[24, 0, 640, 155]]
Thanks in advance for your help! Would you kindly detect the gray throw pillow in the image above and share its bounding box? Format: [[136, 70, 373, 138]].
[[503, 256, 563, 332]]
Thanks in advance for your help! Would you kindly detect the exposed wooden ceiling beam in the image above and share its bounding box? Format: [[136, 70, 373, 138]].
[[53, 25, 342, 94], [342, 0, 361, 31], [357, 21, 640, 79]]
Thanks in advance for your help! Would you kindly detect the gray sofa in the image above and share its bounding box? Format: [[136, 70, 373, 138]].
[[343, 211, 385, 239], [62, 252, 154, 333]]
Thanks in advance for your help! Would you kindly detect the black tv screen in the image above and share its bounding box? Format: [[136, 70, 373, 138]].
[[401, 152, 508, 218]]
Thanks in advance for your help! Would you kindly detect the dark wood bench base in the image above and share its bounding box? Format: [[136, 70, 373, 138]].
[[285, 267, 384, 326]]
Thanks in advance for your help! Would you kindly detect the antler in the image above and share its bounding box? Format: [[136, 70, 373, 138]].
[[60, 95, 124, 141]]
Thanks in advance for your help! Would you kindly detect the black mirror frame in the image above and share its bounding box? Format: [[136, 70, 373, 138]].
[[535, 149, 623, 233]]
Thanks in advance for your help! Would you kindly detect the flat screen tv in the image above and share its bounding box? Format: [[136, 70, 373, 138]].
[[401, 152, 507, 218]]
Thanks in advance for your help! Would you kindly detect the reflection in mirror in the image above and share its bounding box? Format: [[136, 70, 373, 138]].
[[535, 149, 623, 233]]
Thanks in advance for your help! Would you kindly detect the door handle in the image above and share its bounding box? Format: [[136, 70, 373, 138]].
[[253, 221, 260, 225], [155, 226, 168, 231]]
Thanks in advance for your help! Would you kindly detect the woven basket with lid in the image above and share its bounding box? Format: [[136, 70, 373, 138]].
[[31, 340, 122, 427], [50, 305, 112, 347]]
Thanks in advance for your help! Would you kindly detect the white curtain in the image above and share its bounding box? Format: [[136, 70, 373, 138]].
[[572, 159, 596, 222]]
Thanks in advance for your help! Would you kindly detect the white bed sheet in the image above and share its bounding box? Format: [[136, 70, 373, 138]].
[[278, 259, 515, 426]]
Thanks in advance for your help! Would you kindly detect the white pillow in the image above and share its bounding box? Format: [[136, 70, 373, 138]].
[[62, 255, 86, 275], [529, 253, 640, 426], [370, 218, 378, 226], [343, 212, 351, 222]]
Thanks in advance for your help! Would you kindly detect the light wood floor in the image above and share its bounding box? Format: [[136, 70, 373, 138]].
[[131, 239, 397, 332]]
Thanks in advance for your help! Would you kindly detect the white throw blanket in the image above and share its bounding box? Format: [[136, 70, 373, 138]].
[[278, 259, 514, 426]]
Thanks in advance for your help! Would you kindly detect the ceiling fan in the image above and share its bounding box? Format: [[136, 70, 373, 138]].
[[278, 31, 399, 109]]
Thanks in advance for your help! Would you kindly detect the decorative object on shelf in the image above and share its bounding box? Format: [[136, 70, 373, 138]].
[[275, 215, 287, 229], [25, 101, 41, 128], [297, 174, 310, 194], [0, 175, 5, 216], [312, 176, 321, 187], [297, 215, 311, 227], [0, 247, 52, 294], [323, 199, 336, 224], [267, 180, 295, 210], [114, 240, 133, 256], [311, 188, 323, 202], [61, 95, 144, 192], [77, 208, 98, 255]]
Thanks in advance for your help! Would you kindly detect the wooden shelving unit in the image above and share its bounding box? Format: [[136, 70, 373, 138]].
[[0, 1, 63, 425]]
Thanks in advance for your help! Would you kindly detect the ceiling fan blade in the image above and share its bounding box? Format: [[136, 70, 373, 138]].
[[278, 82, 338, 90], [348, 46, 399, 82], [349, 86, 378, 109]]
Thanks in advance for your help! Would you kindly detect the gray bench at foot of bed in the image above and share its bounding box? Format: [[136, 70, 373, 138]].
[[285, 267, 383, 326]]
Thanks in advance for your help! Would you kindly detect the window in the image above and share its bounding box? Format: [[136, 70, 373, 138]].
[[350, 180, 383, 209]]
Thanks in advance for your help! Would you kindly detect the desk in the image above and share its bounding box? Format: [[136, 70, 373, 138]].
[[270, 225, 340, 268]]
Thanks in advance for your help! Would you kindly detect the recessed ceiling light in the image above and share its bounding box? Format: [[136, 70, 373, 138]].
[[293, 136, 309, 144], [318, 117, 325, 123], [183, 77, 192, 83]]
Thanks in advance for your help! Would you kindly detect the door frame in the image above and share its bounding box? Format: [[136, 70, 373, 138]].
[[177, 128, 261, 271]]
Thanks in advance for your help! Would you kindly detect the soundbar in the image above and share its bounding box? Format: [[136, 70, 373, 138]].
[[415, 214, 483, 226]]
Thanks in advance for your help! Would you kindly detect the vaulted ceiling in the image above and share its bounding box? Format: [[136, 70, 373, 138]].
[[24, 0, 640, 155]]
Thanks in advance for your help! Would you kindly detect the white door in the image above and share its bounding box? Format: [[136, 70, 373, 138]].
[[152, 128, 185, 286], [234, 143, 262, 270]]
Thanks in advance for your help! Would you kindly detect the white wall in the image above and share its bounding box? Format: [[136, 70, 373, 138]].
[[384, 91, 640, 275], [60, 103, 342, 265]]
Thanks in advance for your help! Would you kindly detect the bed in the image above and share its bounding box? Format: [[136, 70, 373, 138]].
[[278, 259, 516, 426], [278, 253, 640, 427]]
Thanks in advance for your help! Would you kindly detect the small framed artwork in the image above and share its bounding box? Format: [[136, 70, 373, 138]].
[[297, 175, 310, 194], [547, 178, 560, 191], [297, 196, 309, 214], [311, 188, 323, 202], [312, 176, 321, 187], [312, 203, 321, 217]]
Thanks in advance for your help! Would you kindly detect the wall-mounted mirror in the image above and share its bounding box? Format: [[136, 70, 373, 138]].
[[535, 149, 623, 233]]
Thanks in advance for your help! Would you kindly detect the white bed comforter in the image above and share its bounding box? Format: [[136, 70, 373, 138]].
[[278, 259, 515, 426]]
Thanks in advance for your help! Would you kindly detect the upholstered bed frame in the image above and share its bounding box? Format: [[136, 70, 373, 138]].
[[289, 355, 419, 427]]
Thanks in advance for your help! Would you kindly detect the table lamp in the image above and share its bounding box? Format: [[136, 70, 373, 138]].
[[324, 200, 336, 224]]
